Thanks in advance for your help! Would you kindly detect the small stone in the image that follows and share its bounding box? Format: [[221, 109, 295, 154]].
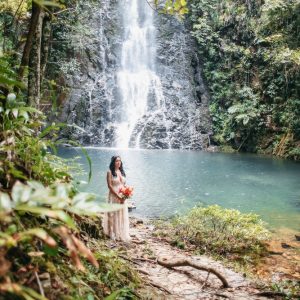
[[281, 242, 294, 249], [295, 235, 300, 241]]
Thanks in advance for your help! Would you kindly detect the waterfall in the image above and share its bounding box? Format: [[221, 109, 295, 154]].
[[61, 0, 212, 150], [115, 0, 165, 149]]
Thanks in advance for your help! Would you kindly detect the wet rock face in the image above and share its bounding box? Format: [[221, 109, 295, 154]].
[[57, 0, 122, 145], [57, 0, 212, 150], [148, 15, 212, 150]]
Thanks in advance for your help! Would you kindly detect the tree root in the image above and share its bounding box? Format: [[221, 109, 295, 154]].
[[157, 258, 230, 288], [146, 281, 172, 294], [133, 257, 157, 264], [137, 268, 150, 276], [118, 254, 143, 267]]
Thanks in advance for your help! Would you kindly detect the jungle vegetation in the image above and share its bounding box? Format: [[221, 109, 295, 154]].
[[190, 0, 300, 159], [0, 0, 298, 299]]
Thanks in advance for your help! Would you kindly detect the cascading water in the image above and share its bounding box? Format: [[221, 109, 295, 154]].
[[60, 0, 212, 150], [115, 0, 166, 149]]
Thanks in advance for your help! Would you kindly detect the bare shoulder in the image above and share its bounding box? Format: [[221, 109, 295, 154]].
[[106, 170, 112, 183]]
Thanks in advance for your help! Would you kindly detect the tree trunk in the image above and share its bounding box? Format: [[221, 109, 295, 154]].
[[41, 13, 52, 81], [18, 2, 42, 81], [28, 5, 45, 108]]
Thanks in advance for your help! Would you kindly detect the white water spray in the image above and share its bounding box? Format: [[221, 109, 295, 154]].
[[115, 0, 165, 148]]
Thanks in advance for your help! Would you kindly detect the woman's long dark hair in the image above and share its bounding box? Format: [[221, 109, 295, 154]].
[[109, 156, 126, 177]]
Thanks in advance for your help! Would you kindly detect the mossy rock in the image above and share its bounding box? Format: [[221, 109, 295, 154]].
[[219, 145, 236, 153], [75, 215, 104, 239]]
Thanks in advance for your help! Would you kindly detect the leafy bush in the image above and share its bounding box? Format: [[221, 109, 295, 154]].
[[154, 205, 270, 262], [0, 58, 72, 189], [190, 0, 300, 159], [270, 280, 300, 300], [0, 58, 139, 300], [0, 180, 130, 299]]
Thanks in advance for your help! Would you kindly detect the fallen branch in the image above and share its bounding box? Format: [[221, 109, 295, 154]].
[[146, 281, 172, 294], [157, 258, 230, 288], [34, 271, 45, 297]]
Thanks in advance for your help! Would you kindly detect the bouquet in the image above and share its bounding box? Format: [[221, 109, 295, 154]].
[[118, 186, 134, 200]]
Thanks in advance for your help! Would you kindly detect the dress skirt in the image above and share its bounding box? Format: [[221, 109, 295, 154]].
[[102, 191, 131, 242]]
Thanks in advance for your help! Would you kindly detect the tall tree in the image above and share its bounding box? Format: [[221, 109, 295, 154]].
[[17, 1, 43, 82], [41, 13, 52, 81], [28, 2, 44, 107]]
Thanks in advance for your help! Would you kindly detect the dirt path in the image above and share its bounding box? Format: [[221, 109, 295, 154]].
[[254, 229, 300, 281], [112, 219, 272, 300]]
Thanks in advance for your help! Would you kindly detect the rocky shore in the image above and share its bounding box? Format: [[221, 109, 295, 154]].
[[108, 218, 300, 299]]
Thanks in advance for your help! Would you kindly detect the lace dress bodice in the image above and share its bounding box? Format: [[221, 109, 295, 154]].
[[109, 174, 125, 203]]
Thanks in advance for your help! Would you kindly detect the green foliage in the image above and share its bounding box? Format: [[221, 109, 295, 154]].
[[154, 205, 270, 264], [156, 0, 189, 17], [0, 107, 137, 300], [0, 179, 121, 253], [51, 248, 140, 300], [96, 251, 140, 299], [0, 59, 94, 187], [270, 279, 300, 300], [190, 0, 300, 159], [0, 180, 134, 299], [287, 145, 300, 160], [0, 94, 70, 187], [48, 0, 101, 81], [103, 288, 136, 300], [0, 0, 29, 15], [0, 58, 25, 92], [0, 54, 138, 300]]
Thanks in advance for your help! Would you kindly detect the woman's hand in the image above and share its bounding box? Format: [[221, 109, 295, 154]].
[[117, 196, 124, 204]]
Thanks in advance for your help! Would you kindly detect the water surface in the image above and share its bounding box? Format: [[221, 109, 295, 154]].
[[59, 147, 300, 231]]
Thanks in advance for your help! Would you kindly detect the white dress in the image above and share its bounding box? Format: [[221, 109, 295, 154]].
[[102, 172, 131, 242]]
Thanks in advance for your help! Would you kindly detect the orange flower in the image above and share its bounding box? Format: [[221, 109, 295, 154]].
[[119, 186, 134, 199]]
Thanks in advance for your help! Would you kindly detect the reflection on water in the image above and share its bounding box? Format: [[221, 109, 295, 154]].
[[58, 147, 300, 231]]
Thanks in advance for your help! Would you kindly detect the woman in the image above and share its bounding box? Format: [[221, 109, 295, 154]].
[[102, 156, 131, 242]]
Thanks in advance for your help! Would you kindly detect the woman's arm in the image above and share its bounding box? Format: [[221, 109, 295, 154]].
[[107, 171, 123, 203]]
